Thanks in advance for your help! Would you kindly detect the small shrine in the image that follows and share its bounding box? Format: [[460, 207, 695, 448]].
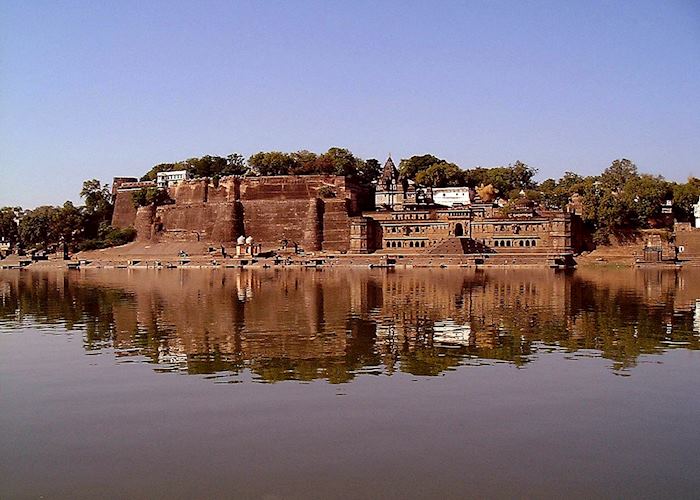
[[236, 235, 261, 257]]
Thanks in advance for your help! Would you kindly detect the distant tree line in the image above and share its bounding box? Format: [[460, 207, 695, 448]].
[[140, 147, 382, 186], [0, 180, 135, 254]]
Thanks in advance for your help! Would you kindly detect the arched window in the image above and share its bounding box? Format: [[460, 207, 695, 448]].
[[455, 223, 464, 237], [519, 240, 524, 247], [507, 240, 512, 247], [532, 240, 537, 247]]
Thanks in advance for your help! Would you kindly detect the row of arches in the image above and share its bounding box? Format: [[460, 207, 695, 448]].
[[386, 240, 427, 249], [493, 239, 538, 247]]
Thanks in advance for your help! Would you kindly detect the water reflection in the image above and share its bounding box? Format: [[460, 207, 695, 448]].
[[1, 268, 698, 382]]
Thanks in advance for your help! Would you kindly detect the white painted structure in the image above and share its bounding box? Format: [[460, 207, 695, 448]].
[[432, 187, 474, 207], [694, 196, 700, 228], [157, 170, 189, 188]]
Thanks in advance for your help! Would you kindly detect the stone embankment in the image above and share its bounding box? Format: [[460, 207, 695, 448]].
[[2, 240, 574, 270]]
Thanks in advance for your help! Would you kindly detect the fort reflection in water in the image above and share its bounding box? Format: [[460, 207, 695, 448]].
[[1, 268, 699, 382]]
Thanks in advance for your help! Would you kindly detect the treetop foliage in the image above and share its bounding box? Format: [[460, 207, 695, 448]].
[[139, 148, 381, 185]]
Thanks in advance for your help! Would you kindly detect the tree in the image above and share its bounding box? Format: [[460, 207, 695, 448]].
[[289, 150, 319, 175], [559, 171, 584, 191], [355, 158, 381, 185], [539, 172, 585, 209], [399, 154, 445, 180], [621, 175, 671, 227], [18, 206, 60, 249], [182, 155, 228, 178], [80, 179, 114, 239], [415, 162, 464, 187], [55, 201, 84, 244], [463, 161, 537, 198], [81, 179, 112, 213], [672, 177, 700, 221], [317, 147, 361, 177], [0, 207, 21, 244], [224, 153, 250, 176], [476, 184, 497, 202], [601, 159, 638, 190], [248, 151, 297, 176]]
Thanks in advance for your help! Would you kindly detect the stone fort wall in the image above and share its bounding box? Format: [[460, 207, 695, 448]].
[[112, 187, 138, 229], [112, 175, 373, 252]]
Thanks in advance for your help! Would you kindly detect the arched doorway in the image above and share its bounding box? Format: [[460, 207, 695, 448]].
[[454, 223, 464, 237]]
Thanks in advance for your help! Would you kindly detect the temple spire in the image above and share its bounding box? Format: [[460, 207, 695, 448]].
[[379, 155, 398, 185]]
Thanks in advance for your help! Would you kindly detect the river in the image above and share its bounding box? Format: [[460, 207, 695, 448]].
[[1, 268, 699, 498]]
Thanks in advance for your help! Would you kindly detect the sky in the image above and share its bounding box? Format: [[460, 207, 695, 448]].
[[1, 0, 699, 208]]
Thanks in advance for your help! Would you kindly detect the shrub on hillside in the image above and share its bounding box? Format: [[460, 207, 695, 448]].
[[77, 226, 136, 251]]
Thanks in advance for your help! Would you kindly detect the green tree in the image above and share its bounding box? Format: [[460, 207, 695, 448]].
[[415, 162, 464, 187], [621, 175, 671, 227], [316, 147, 361, 176], [224, 153, 250, 176], [55, 201, 85, 244], [355, 158, 381, 184], [601, 158, 638, 190], [399, 154, 445, 180], [0, 207, 21, 244], [247, 151, 297, 176], [672, 177, 700, 221], [464, 161, 537, 198], [539, 172, 585, 209], [80, 179, 112, 214], [183, 155, 228, 178], [289, 150, 319, 175], [80, 179, 114, 238], [18, 206, 60, 249]]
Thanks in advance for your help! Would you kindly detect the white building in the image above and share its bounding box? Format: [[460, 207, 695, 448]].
[[694, 196, 700, 228], [432, 187, 474, 207], [156, 170, 189, 188]]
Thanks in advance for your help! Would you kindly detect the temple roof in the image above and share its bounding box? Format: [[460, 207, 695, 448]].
[[379, 156, 398, 184]]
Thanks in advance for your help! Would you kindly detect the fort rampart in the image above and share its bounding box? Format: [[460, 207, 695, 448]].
[[112, 175, 373, 252]]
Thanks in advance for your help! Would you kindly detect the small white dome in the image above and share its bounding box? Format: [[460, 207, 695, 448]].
[[245, 236, 253, 244], [237, 235, 246, 245]]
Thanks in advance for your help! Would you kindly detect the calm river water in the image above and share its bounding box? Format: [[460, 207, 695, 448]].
[[1, 268, 699, 499]]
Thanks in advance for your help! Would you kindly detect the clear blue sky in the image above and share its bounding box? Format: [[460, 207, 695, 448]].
[[1, 0, 699, 208]]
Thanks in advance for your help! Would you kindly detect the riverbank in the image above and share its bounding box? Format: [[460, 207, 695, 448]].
[[2, 239, 696, 270]]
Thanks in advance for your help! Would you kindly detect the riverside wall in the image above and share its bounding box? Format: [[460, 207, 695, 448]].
[[112, 175, 372, 252]]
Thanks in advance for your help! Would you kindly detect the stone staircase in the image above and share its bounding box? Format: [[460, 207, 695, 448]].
[[428, 238, 487, 255]]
